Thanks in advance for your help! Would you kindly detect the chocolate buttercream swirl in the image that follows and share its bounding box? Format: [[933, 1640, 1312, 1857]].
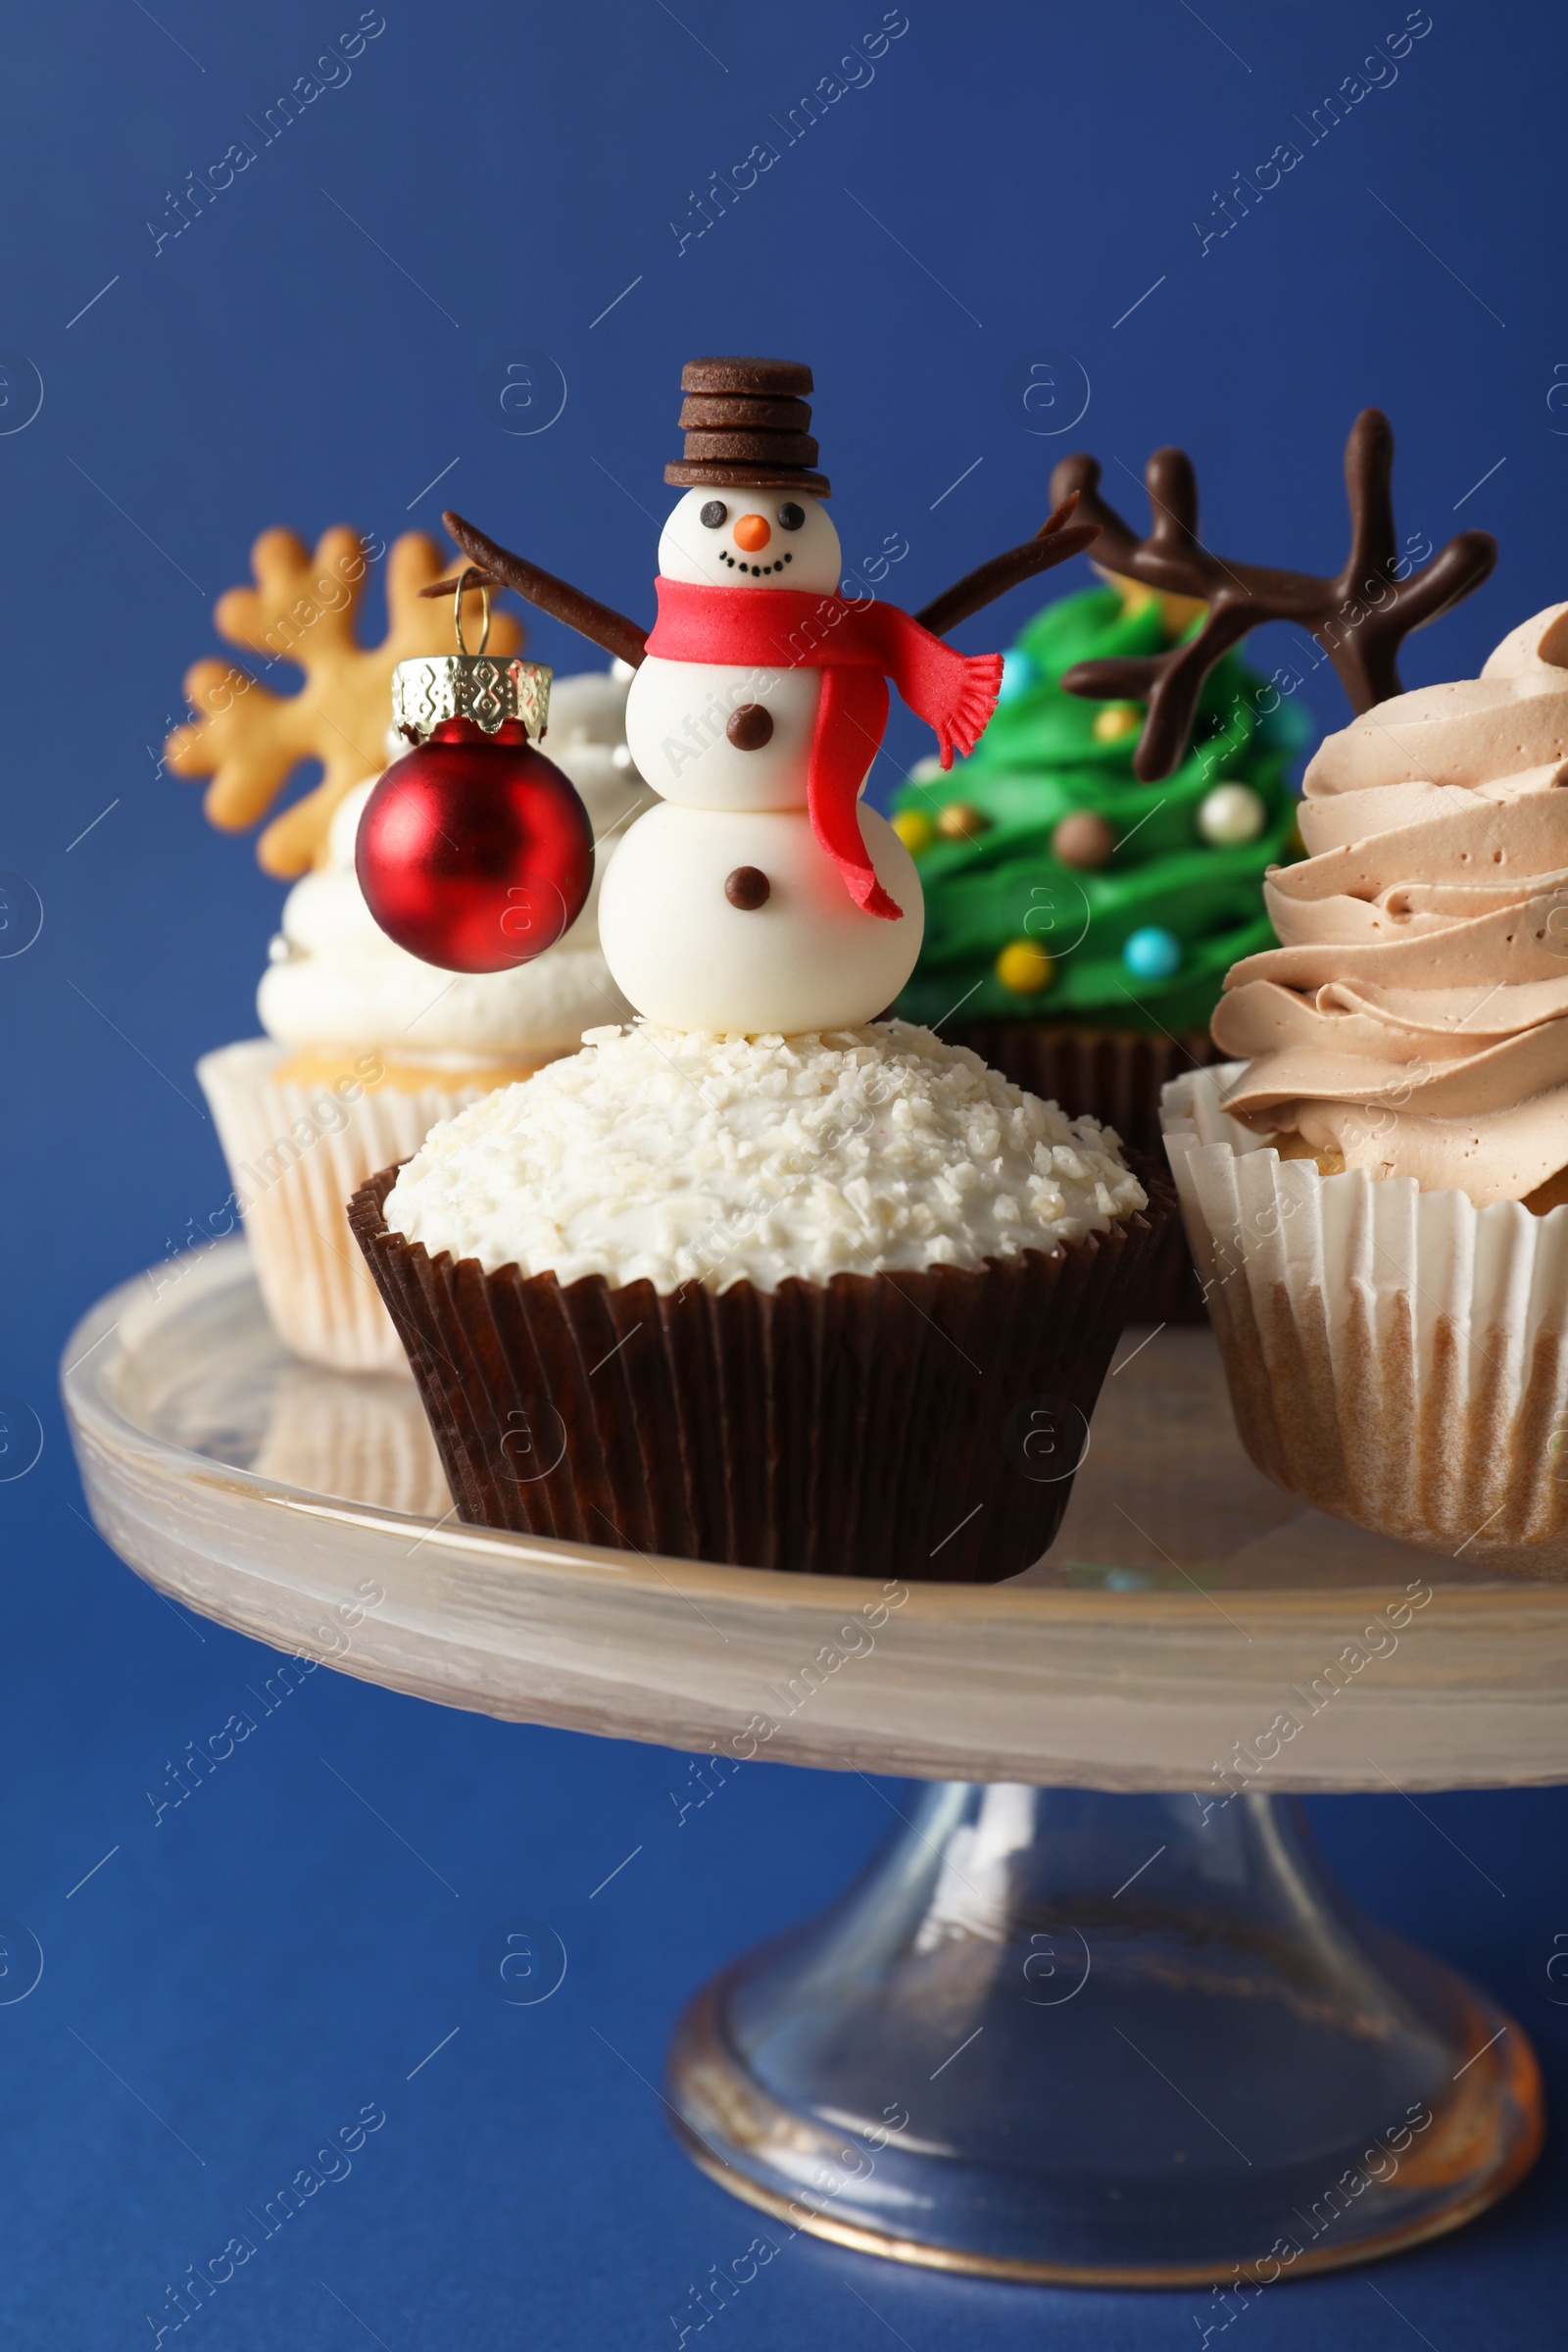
[[1214, 605, 1568, 1203]]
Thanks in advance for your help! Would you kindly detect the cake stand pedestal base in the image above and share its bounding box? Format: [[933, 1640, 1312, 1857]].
[[668, 1784, 1542, 2287]]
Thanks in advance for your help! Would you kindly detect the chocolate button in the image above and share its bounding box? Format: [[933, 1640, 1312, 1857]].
[[726, 704, 774, 751], [724, 865, 771, 909], [1052, 810, 1116, 869]]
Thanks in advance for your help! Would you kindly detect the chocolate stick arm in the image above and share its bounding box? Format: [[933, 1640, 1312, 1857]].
[[443, 509, 649, 668], [914, 494, 1100, 638]]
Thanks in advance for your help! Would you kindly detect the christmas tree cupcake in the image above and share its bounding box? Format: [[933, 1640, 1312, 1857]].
[[892, 579, 1308, 1117], [350, 359, 1174, 1580], [170, 527, 644, 1374], [891, 446, 1311, 1318]]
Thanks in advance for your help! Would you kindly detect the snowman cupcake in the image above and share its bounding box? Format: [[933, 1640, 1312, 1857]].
[[351, 362, 1170, 1577], [168, 522, 645, 1372]]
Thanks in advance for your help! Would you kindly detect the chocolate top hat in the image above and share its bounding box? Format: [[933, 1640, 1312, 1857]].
[[664, 357, 831, 499]]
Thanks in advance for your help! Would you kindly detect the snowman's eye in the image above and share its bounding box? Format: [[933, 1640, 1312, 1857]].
[[777, 502, 806, 531], [700, 501, 728, 529]]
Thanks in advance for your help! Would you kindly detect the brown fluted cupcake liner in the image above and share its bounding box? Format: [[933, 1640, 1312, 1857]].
[[348, 1158, 1174, 1582], [949, 1022, 1219, 1326]]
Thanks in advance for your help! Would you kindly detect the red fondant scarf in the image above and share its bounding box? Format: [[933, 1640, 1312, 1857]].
[[644, 578, 1004, 919]]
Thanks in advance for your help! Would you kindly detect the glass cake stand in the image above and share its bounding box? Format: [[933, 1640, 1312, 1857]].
[[62, 1242, 1562, 2287]]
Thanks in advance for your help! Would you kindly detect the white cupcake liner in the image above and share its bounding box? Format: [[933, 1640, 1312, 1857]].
[[198, 1040, 498, 1376], [1161, 1061, 1568, 1566]]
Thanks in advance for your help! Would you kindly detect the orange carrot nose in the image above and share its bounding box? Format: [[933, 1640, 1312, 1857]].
[[733, 514, 771, 552]]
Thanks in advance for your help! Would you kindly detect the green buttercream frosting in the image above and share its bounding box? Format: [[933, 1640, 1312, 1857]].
[[893, 585, 1310, 1034]]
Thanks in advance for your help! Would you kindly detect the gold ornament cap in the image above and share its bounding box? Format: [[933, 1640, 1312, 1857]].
[[392, 653, 552, 743]]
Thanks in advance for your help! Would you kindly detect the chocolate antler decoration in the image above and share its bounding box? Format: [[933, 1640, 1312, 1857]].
[[1054, 409, 1497, 781], [913, 491, 1099, 636]]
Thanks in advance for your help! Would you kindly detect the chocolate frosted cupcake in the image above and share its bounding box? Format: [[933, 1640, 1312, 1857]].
[[351, 1021, 1169, 1580], [892, 579, 1308, 1318], [1164, 605, 1568, 1564]]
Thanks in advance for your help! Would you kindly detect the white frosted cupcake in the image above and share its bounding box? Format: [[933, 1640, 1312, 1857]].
[[202, 669, 650, 1373], [350, 1021, 1169, 1579], [1162, 605, 1568, 1564]]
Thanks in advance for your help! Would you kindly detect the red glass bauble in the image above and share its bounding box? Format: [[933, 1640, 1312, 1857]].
[[356, 718, 594, 973]]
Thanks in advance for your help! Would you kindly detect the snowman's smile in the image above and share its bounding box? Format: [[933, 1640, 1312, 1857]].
[[717, 548, 793, 577]]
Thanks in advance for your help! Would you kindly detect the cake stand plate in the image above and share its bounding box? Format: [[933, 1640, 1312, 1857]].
[[62, 1243, 1560, 2284]]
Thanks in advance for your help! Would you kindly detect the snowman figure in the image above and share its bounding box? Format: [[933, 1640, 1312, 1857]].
[[607, 480, 925, 1032], [438, 358, 1098, 1033]]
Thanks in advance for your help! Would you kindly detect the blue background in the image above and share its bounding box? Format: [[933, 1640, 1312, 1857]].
[[3, 1, 1567, 2342]]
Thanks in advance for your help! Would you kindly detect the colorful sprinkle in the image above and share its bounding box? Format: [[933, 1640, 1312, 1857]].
[[1052, 810, 1116, 869], [1198, 782, 1267, 845], [1123, 925, 1182, 981], [996, 939, 1055, 995], [1092, 703, 1142, 743], [892, 808, 936, 854]]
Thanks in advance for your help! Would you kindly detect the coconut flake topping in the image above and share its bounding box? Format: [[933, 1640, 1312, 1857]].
[[381, 1019, 1145, 1293]]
